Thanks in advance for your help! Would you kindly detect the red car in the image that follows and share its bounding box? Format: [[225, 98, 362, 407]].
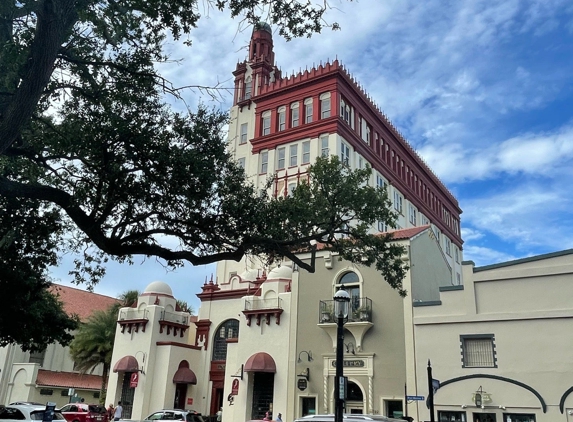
[[59, 404, 108, 422]]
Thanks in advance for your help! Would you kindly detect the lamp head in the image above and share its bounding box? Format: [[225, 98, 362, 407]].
[[333, 289, 350, 319]]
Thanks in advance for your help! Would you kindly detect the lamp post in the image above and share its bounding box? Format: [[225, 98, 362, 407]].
[[334, 289, 350, 422]]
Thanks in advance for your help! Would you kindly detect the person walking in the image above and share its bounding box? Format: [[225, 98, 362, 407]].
[[216, 407, 222, 422], [106, 404, 114, 422], [113, 402, 123, 421], [276, 413, 283, 422]]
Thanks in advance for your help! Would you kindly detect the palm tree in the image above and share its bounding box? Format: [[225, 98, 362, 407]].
[[69, 307, 117, 403], [176, 300, 195, 315], [69, 290, 140, 403]]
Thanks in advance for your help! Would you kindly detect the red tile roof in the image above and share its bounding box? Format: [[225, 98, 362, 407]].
[[49, 284, 119, 321], [36, 369, 102, 390], [386, 225, 430, 240]]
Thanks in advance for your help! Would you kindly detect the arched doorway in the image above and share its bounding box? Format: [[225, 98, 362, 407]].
[[346, 381, 364, 414], [210, 319, 239, 415]]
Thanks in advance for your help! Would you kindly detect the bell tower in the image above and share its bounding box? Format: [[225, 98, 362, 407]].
[[233, 22, 280, 105]]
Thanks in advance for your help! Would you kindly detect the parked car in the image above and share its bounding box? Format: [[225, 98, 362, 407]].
[[59, 403, 108, 422], [0, 404, 66, 421], [143, 409, 205, 422]]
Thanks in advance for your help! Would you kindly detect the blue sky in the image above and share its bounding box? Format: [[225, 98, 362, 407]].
[[52, 0, 573, 308]]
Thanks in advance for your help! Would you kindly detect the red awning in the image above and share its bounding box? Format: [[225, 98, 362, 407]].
[[244, 352, 276, 373], [173, 367, 197, 384], [113, 355, 139, 373]]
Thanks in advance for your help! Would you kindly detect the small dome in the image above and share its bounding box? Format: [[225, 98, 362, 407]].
[[144, 281, 173, 296], [267, 265, 292, 280], [253, 22, 272, 34]]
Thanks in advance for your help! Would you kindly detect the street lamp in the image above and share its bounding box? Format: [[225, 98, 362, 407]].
[[334, 289, 350, 422]]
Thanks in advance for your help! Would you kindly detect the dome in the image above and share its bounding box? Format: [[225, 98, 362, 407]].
[[143, 281, 173, 296], [253, 22, 272, 34], [267, 265, 292, 280]]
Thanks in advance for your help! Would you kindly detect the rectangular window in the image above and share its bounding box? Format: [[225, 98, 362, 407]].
[[320, 94, 331, 119], [260, 151, 268, 174], [409, 204, 417, 225], [237, 157, 245, 169], [502, 414, 536, 422], [340, 141, 350, 166], [305, 98, 313, 123], [262, 113, 271, 136], [445, 238, 451, 256], [394, 191, 403, 214], [376, 175, 386, 189], [244, 79, 252, 99], [321, 135, 329, 157], [377, 220, 387, 232], [340, 98, 351, 124], [437, 411, 466, 422], [456, 272, 461, 285], [461, 335, 497, 368], [289, 144, 298, 167], [291, 103, 299, 127], [278, 107, 286, 131], [302, 141, 310, 164], [277, 147, 285, 170], [240, 123, 248, 144], [301, 397, 316, 417], [455, 247, 460, 263]]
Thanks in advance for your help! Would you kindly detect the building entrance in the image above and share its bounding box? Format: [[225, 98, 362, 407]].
[[119, 372, 135, 419], [251, 372, 275, 419], [346, 381, 364, 414]]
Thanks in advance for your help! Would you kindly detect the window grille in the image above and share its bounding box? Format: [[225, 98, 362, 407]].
[[461, 335, 496, 368]]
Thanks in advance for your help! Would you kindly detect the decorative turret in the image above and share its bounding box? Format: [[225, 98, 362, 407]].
[[233, 22, 280, 105]]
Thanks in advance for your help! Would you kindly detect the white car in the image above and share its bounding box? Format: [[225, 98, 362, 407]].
[[293, 415, 407, 422], [0, 404, 66, 421]]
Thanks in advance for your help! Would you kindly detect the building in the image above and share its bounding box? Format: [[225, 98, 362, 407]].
[[411, 249, 573, 422], [106, 23, 465, 422], [0, 284, 118, 406]]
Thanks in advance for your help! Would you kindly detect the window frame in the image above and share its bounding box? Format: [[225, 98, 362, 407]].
[[240, 123, 248, 144], [260, 151, 268, 174], [340, 141, 350, 166], [304, 98, 313, 123], [289, 144, 298, 167], [262, 112, 271, 136], [291, 102, 300, 127], [460, 334, 497, 368], [320, 135, 329, 157], [278, 106, 286, 131], [320, 93, 331, 119], [302, 141, 311, 164], [277, 147, 286, 170]]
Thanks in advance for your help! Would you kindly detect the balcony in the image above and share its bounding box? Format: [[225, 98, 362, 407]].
[[159, 310, 190, 337], [318, 297, 373, 352], [118, 309, 149, 333], [243, 298, 284, 326]]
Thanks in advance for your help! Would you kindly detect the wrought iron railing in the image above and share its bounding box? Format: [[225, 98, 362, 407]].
[[318, 297, 372, 323]]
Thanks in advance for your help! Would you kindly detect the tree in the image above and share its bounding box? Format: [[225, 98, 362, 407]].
[[116, 290, 141, 310], [176, 300, 195, 315], [0, 195, 79, 351], [69, 307, 117, 404], [0, 0, 409, 296]]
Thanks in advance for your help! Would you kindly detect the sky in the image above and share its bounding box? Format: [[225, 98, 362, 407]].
[[51, 0, 573, 309]]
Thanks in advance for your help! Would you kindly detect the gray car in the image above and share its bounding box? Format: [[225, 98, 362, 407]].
[[143, 409, 205, 422]]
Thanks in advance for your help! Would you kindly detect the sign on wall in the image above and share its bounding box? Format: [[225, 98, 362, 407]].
[[187, 398, 193, 405], [231, 379, 239, 395], [130, 372, 139, 388]]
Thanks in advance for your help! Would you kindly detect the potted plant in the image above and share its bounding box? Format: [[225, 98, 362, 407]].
[[321, 304, 334, 323], [356, 305, 371, 321]]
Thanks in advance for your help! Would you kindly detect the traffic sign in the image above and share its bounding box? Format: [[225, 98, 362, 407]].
[[406, 395, 425, 401]]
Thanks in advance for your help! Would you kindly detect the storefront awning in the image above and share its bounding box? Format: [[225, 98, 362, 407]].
[[244, 352, 276, 373], [113, 355, 139, 373], [173, 367, 197, 384]]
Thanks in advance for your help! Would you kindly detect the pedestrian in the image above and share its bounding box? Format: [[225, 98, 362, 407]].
[[263, 411, 270, 421], [114, 401, 123, 421], [276, 413, 282, 422], [106, 404, 114, 421], [216, 407, 222, 422]]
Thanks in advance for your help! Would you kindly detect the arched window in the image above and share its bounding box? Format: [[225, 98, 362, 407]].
[[212, 319, 239, 361], [335, 271, 361, 315]]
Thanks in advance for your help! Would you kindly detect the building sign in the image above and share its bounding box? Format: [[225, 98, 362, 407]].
[[130, 372, 139, 388], [217, 364, 226, 371], [331, 360, 365, 368], [187, 398, 193, 405], [231, 379, 239, 395], [297, 379, 308, 391]]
